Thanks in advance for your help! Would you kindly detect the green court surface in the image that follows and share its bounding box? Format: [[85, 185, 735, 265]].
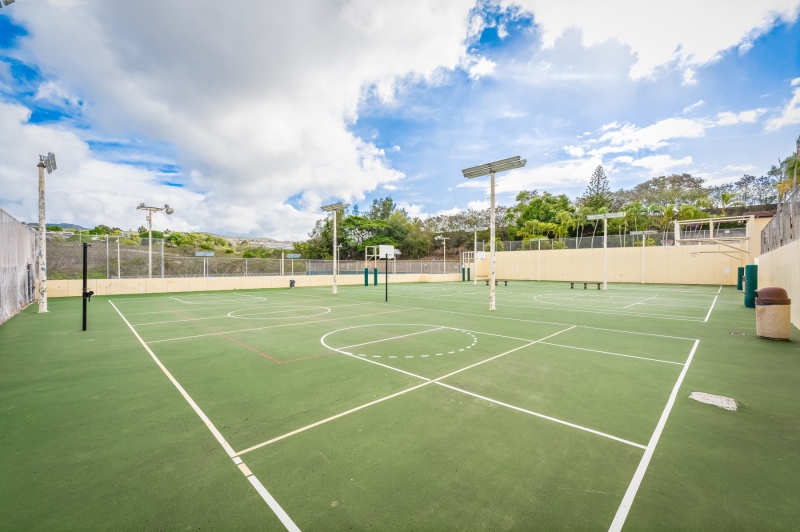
[[1, 281, 799, 530]]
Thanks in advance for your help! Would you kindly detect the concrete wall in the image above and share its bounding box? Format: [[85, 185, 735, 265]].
[[757, 239, 800, 328], [476, 244, 745, 285], [47, 273, 463, 298]]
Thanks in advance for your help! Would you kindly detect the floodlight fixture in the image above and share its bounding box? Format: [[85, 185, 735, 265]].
[[39, 152, 56, 174], [463, 156, 526, 309], [587, 212, 625, 221], [462, 156, 527, 179], [36, 152, 58, 313], [136, 203, 175, 278], [321, 201, 350, 294], [586, 211, 625, 290], [321, 201, 349, 212], [0, 0, 16, 8]]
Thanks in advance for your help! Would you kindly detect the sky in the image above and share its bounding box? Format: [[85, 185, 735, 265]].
[[1, 0, 799, 240]]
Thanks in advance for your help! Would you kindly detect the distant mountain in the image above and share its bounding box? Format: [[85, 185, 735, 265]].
[[26, 222, 87, 230]]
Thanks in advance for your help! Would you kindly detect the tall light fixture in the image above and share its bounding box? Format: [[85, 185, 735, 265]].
[[463, 156, 526, 310], [465, 226, 487, 285], [587, 211, 625, 290], [0, 0, 17, 8], [321, 201, 349, 294], [37, 152, 57, 313], [630, 230, 657, 284], [435, 235, 449, 275], [136, 203, 174, 278]]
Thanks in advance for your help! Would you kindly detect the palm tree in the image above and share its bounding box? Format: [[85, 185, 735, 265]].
[[719, 191, 742, 216]]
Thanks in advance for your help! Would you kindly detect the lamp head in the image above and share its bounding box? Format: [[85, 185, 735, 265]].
[[164, 204, 174, 215]]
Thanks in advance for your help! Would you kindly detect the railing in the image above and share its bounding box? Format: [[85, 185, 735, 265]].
[[761, 186, 798, 253], [497, 229, 747, 251]]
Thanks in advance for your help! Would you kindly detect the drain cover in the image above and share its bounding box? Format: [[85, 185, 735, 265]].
[[730, 331, 746, 336]]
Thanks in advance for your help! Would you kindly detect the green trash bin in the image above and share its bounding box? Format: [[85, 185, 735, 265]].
[[744, 264, 758, 308]]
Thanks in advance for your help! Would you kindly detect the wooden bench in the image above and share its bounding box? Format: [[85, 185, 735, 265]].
[[485, 280, 509, 286], [570, 282, 601, 290]]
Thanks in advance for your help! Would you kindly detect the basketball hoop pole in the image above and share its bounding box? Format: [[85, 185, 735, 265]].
[[321, 201, 349, 295]]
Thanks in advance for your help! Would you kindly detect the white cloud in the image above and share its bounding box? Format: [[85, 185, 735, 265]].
[[682, 100, 705, 114], [398, 202, 429, 219], [5, 0, 479, 239], [504, 0, 800, 80], [436, 206, 462, 216], [466, 56, 497, 79], [457, 156, 603, 195], [590, 118, 707, 155], [467, 199, 490, 210], [628, 154, 694, 175], [765, 78, 800, 131], [34, 81, 81, 108], [564, 145, 585, 157], [715, 108, 767, 125]]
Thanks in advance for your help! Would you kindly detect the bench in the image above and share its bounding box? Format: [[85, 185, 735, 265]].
[[570, 282, 601, 290], [485, 280, 508, 286]]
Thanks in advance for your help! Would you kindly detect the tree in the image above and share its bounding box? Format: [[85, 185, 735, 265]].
[[580, 165, 612, 211], [505, 190, 573, 240], [719, 191, 742, 216]]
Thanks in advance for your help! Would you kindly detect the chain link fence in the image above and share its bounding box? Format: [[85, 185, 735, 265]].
[[46, 237, 463, 279], [1, 209, 38, 325], [499, 228, 746, 251]]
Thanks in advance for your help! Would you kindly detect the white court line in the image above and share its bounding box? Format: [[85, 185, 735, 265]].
[[339, 327, 444, 350], [289, 292, 698, 341], [248, 476, 301, 532], [537, 342, 685, 366], [239, 327, 575, 456], [532, 295, 703, 322], [608, 339, 700, 532], [704, 296, 718, 323], [717, 285, 722, 294], [622, 295, 657, 309], [147, 308, 412, 344], [110, 301, 299, 532], [436, 383, 646, 449]]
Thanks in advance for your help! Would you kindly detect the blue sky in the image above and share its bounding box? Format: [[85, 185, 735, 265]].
[[0, 1, 799, 239]]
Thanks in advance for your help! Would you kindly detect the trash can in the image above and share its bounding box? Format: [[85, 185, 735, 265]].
[[755, 287, 791, 340], [289, 279, 295, 288], [744, 264, 758, 308]]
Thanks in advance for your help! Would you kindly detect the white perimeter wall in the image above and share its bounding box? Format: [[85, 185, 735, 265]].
[[476, 245, 744, 286], [758, 239, 800, 329]]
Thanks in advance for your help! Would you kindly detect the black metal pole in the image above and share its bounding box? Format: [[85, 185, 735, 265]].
[[385, 255, 388, 302], [82, 243, 88, 331]]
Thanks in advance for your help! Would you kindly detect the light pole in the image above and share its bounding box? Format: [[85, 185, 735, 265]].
[[435, 235, 449, 275], [136, 203, 174, 278], [463, 156, 526, 310], [37, 152, 57, 313], [630, 230, 657, 284], [321, 201, 349, 294], [587, 212, 625, 290]]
